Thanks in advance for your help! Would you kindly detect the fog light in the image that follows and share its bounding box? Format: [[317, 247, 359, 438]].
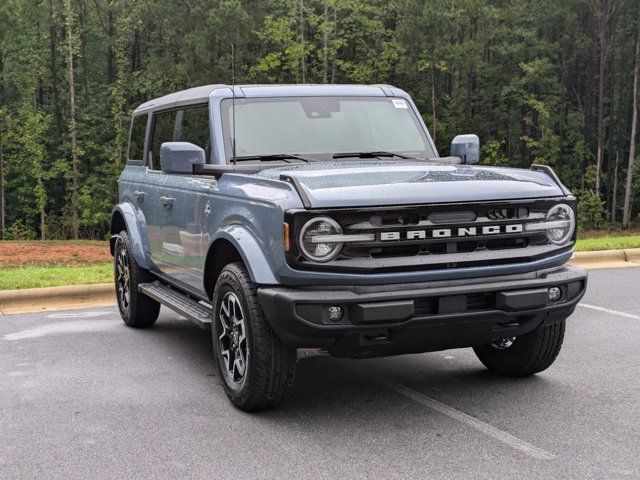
[[548, 287, 562, 302], [327, 306, 344, 322]]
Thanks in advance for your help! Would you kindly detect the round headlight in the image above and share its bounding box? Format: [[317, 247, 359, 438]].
[[299, 217, 343, 262], [546, 204, 575, 245]]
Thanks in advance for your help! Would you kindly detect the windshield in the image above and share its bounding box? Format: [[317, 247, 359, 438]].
[[220, 96, 435, 161]]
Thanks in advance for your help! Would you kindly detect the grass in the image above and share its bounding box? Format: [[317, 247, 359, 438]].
[[575, 235, 640, 252], [0, 264, 112, 290]]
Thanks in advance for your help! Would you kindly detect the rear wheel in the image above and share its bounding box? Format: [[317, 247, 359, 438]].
[[212, 262, 296, 411], [473, 320, 566, 377], [114, 231, 160, 328]]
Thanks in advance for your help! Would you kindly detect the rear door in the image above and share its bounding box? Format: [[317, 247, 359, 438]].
[[119, 113, 157, 265], [146, 109, 177, 270]]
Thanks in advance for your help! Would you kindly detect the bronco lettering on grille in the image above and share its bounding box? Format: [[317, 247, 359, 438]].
[[379, 224, 524, 241]]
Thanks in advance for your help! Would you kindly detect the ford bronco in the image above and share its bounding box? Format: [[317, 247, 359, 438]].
[[110, 84, 587, 411]]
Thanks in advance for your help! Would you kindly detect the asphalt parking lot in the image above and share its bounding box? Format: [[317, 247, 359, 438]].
[[1, 267, 639, 480]]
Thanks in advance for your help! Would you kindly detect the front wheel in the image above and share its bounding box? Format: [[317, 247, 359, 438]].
[[212, 262, 296, 411], [473, 320, 566, 377]]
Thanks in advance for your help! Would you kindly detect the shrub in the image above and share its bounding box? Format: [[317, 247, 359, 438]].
[[577, 190, 606, 230]]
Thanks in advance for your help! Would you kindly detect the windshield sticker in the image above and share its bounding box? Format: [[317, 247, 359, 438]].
[[392, 99, 408, 109]]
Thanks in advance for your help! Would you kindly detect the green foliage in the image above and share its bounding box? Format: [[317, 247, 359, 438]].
[[577, 190, 607, 230], [482, 140, 509, 166], [4, 222, 38, 241], [0, 0, 638, 238]]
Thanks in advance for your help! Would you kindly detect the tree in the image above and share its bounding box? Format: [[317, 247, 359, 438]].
[[64, 0, 80, 239], [1, 0, 640, 238], [0, 109, 5, 240], [591, 0, 616, 196], [623, 0, 640, 228]]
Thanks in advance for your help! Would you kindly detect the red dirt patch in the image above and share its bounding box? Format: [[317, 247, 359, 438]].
[[0, 241, 111, 268]]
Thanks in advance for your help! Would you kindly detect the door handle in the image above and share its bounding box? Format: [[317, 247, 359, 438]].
[[133, 191, 145, 202], [160, 196, 175, 209]]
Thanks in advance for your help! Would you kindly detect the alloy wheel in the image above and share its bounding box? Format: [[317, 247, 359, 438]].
[[217, 292, 249, 384], [115, 242, 131, 314]]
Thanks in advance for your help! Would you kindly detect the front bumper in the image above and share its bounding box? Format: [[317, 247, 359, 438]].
[[257, 265, 587, 358]]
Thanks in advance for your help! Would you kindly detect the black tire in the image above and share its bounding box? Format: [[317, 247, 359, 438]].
[[473, 320, 566, 377], [211, 262, 296, 411], [114, 230, 160, 328]]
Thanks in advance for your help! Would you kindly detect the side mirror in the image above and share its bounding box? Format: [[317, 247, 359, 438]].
[[451, 134, 480, 164], [160, 142, 206, 173]]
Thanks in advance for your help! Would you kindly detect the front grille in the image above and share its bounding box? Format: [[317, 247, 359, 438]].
[[286, 197, 576, 273]]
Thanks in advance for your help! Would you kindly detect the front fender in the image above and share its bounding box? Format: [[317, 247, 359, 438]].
[[109, 203, 152, 270], [211, 225, 279, 285]]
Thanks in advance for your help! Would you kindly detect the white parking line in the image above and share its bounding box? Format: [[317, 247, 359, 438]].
[[361, 371, 555, 460], [3, 320, 118, 341], [578, 303, 640, 320], [47, 310, 112, 319]]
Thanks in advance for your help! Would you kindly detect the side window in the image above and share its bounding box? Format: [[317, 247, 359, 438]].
[[127, 114, 147, 163], [176, 105, 211, 160], [150, 110, 176, 170]]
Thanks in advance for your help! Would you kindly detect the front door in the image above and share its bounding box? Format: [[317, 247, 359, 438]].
[[157, 104, 213, 292]]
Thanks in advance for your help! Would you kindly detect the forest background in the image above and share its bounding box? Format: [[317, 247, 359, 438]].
[[0, 0, 639, 240]]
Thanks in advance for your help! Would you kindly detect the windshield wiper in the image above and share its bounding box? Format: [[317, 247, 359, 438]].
[[234, 153, 314, 163], [332, 151, 413, 160]]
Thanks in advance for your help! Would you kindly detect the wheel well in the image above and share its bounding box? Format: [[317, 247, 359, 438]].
[[111, 210, 126, 235], [204, 239, 244, 300], [109, 211, 127, 256]]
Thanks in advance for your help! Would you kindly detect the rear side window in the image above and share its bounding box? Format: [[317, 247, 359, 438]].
[[176, 105, 211, 160], [127, 114, 147, 162], [150, 110, 176, 170]]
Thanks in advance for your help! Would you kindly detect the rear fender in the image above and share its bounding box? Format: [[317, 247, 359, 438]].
[[109, 203, 152, 270]]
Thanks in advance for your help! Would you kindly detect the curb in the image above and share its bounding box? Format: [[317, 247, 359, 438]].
[[570, 248, 640, 269], [0, 283, 115, 315]]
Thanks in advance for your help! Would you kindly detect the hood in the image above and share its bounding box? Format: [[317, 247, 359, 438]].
[[256, 160, 565, 208]]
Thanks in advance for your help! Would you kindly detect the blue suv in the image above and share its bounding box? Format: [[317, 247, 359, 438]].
[[110, 84, 587, 411]]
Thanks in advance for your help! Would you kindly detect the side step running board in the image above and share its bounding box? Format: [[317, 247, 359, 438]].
[[139, 282, 212, 330]]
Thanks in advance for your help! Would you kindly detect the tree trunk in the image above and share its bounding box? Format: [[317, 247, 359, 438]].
[[612, 151, 619, 222], [322, 1, 329, 83], [465, 67, 474, 125], [79, 0, 90, 103], [65, 0, 80, 239], [594, 0, 607, 195], [0, 51, 4, 240], [465, 15, 477, 126], [520, 105, 528, 168], [49, 0, 63, 136], [299, 0, 306, 84], [431, 66, 437, 143], [606, 53, 615, 216], [39, 179, 46, 241], [0, 136, 4, 240], [612, 37, 627, 222], [107, 8, 114, 84], [623, 0, 640, 228], [331, 6, 337, 83]]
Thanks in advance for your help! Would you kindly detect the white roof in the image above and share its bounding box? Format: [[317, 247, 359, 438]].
[[133, 84, 400, 114]]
